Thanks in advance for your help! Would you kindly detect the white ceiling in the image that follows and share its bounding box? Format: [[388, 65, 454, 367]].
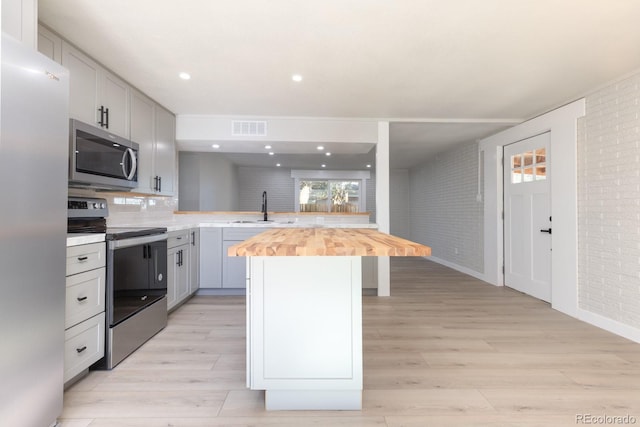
[[38, 0, 640, 169]]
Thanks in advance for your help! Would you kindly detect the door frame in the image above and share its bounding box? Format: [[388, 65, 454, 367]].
[[478, 100, 584, 318], [503, 132, 552, 302]]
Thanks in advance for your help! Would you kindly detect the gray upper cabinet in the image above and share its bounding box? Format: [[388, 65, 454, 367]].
[[130, 89, 156, 193], [61, 41, 130, 138], [154, 105, 176, 196], [37, 25, 62, 62], [38, 24, 175, 195], [130, 89, 176, 196], [100, 71, 130, 138], [3, 0, 37, 49]]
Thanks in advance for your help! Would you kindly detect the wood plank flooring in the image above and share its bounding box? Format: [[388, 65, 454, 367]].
[[59, 258, 640, 426]]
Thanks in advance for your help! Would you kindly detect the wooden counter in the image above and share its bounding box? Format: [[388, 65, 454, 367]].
[[228, 228, 431, 257]]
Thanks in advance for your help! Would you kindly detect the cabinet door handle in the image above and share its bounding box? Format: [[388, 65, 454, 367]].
[[540, 228, 552, 234], [105, 107, 109, 129], [158, 176, 162, 193], [77, 256, 88, 261], [97, 106, 105, 127], [191, 231, 195, 245], [77, 296, 88, 302], [76, 346, 87, 354]]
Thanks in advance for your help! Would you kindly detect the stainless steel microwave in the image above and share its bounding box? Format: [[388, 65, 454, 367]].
[[68, 119, 139, 190]]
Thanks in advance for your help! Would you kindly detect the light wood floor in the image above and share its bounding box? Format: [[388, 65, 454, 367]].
[[60, 258, 640, 426]]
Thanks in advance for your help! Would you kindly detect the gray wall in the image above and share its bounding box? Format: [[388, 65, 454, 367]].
[[237, 166, 296, 212], [366, 171, 377, 224], [408, 141, 484, 273], [178, 152, 239, 211], [390, 169, 409, 239]]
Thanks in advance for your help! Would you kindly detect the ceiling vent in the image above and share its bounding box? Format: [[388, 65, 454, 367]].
[[232, 120, 267, 137]]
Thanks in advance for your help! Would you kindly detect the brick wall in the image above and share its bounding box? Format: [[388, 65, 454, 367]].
[[578, 72, 640, 328], [409, 141, 484, 273], [237, 166, 296, 212]]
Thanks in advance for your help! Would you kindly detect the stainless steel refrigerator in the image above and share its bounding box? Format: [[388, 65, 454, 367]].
[[0, 33, 70, 426]]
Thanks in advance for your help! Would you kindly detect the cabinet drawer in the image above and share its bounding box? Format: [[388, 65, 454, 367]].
[[168, 230, 190, 249], [64, 312, 105, 383], [66, 267, 106, 329], [66, 242, 106, 276], [223, 227, 264, 241]]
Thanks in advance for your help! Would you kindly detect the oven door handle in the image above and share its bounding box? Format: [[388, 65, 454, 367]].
[[108, 233, 168, 250]]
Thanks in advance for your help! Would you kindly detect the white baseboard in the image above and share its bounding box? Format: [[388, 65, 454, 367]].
[[425, 256, 492, 285], [577, 308, 640, 344]]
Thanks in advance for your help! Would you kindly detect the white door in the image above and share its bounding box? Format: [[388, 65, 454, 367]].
[[503, 132, 552, 302]]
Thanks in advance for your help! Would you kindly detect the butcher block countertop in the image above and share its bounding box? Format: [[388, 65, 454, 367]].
[[228, 228, 432, 257]]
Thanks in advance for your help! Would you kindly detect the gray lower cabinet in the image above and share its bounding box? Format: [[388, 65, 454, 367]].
[[199, 227, 263, 289], [222, 228, 264, 289], [189, 228, 200, 294], [64, 242, 106, 384], [167, 230, 190, 311], [199, 228, 223, 288], [222, 240, 247, 288]]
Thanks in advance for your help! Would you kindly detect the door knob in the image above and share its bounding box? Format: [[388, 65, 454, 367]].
[[540, 228, 552, 234]]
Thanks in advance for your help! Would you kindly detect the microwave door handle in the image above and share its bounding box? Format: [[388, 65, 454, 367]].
[[122, 148, 137, 181]]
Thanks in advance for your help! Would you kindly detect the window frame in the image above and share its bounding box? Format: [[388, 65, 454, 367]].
[[291, 170, 370, 213]]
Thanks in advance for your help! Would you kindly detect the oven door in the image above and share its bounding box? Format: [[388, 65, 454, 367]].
[[108, 234, 167, 326]]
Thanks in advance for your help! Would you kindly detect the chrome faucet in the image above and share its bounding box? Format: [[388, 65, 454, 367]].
[[261, 191, 268, 221]]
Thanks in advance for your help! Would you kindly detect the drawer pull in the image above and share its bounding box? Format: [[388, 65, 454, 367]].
[[176, 236, 183, 240], [76, 346, 87, 354], [77, 256, 89, 261], [77, 296, 88, 302]]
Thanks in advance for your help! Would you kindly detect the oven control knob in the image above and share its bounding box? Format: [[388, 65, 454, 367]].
[[158, 273, 163, 282]]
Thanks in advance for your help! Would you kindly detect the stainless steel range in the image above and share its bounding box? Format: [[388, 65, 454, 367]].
[[68, 197, 168, 369]]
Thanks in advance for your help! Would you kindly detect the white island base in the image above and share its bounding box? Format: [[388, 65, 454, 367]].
[[246, 256, 363, 410]]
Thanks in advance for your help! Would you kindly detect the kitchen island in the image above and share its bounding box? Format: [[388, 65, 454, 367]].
[[228, 228, 431, 410]]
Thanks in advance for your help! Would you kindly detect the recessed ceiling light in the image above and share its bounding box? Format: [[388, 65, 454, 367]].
[[366, 164, 372, 168], [325, 152, 331, 156], [179, 72, 191, 80], [212, 144, 220, 149], [321, 164, 326, 168], [292, 74, 303, 82], [264, 145, 272, 149], [276, 163, 281, 167], [268, 152, 275, 156], [317, 146, 324, 151]]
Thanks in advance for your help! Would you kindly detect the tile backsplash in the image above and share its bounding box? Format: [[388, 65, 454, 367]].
[[68, 188, 178, 226]]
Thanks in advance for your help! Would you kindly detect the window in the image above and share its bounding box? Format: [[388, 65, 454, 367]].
[[291, 170, 370, 213], [510, 147, 546, 184], [299, 180, 361, 212]]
